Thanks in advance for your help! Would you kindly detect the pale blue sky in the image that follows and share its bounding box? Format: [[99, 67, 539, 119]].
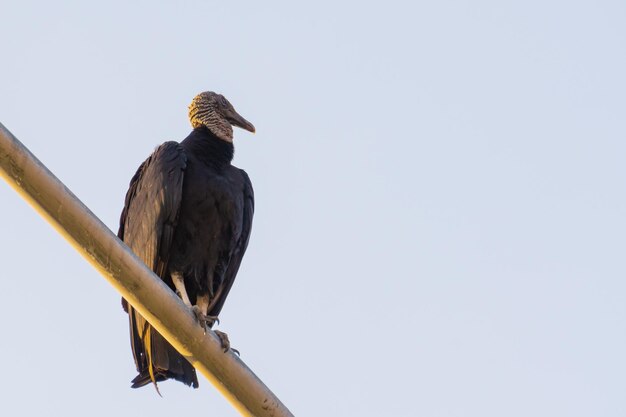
[[1, 1, 625, 416]]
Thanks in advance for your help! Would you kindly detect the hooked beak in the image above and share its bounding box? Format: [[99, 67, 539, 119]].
[[226, 109, 256, 134]]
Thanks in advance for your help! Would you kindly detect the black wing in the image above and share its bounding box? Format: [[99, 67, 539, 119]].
[[118, 141, 187, 278], [118, 142, 197, 389], [208, 169, 255, 318]]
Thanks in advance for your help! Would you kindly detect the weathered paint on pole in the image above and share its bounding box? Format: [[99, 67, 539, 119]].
[[0, 122, 293, 417]]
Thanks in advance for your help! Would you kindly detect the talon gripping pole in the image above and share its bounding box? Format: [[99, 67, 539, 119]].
[[0, 122, 293, 417]]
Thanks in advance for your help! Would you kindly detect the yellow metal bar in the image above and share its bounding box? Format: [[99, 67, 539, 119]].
[[0, 122, 293, 417]]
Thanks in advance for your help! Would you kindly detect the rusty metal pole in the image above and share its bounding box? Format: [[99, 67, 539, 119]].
[[0, 122, 293, 417]]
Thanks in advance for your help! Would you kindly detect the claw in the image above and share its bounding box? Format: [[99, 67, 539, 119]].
[[192, 306, 219, 333], [214, 330, 239, 354]]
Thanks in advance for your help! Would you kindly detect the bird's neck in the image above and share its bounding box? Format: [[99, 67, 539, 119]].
[[183, 127, 234, 168]]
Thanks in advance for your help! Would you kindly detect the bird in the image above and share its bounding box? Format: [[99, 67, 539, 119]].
[[117, 91, 255, 391]]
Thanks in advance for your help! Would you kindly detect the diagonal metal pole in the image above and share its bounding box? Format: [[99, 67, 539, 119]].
[[0, 122, 293, 417]]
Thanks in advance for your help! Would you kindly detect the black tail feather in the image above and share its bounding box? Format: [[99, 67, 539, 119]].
[[127, 303, 199, 391]]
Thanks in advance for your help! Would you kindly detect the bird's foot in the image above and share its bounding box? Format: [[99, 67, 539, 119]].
[[192, 306, 219, 333], [214, 330, 239, 355]]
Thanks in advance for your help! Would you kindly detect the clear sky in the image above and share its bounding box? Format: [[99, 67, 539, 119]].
[[1, 1, 625, 416]]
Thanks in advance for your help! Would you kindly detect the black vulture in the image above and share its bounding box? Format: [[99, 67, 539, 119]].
[[118, 91, 255, 390]]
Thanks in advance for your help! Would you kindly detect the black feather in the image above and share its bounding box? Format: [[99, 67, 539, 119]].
[[118, 126, 254, 390]]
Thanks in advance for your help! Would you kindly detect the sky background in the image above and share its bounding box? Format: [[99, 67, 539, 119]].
[[1, 1, 625, 416]]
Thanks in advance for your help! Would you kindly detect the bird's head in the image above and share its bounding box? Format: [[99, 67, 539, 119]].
[[188, 91, 255, 142]]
